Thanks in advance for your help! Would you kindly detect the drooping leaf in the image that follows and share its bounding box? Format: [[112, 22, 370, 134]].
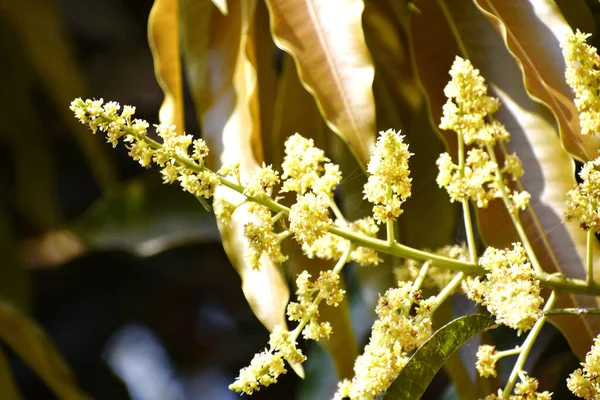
[[382, 314, 496, 400], [411, 0, 600, 359], [0, 302, 89, 400], [1, 0, 115, 189], [189, 2, 296, 379], [473, 0, 600, 162], [275, 55, 358, 379], [265, 0, 377, 166], [148, 0, 185, 131], [0, 347, 22, 400]]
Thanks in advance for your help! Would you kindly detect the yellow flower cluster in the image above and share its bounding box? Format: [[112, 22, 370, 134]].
[[476, 344, 499, 378], [465, 243, 543, 334], [484, 372, 552, 399], [561, 30, 600, 136], [564, 158, 600, 232], [70, 98, 218, 198], [567, 334, 600, 399], [289, 192, 332, 246], [243, 204, 288, 270], [231, 269, 346, 394], [287, 270, 345, 340], [439, 56, 507, 146], [363, 129, 412, 223], [333, 281, 434, 400], [436, 57, 530, 213], [281, 133, 341, 196]]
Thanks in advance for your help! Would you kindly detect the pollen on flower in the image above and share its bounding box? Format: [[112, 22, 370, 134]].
[[565, 158, 600, 232], [439, 57, 507, 146], [476, 345, 499, 378], [562, 30, 600, 136], [567, 334, 600, 399], [289, 192, 332, 246], [467, 243, 543, 334], [363, 129, 412, 223], [280, 133, 340, 196]]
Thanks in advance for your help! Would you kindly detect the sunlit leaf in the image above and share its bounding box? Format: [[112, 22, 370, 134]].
[[0, 347, 22, 400], [212, 0, 228, 15], [411, 0, 600, 359], [265, 0, 377, 166], [2, 0, 115, 189], [189, 2, 298, 378], [0, 302, 89, 400], [148, 0, 185, 131], [382, 314, 496, 400], [473, 0, 600, 162]]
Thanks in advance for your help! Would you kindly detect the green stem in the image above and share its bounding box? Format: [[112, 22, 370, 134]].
[[502, 291, 556, 398], [587, 230, 595, 286], [432, 272, 464, 314], [99, 114, 600, 297], [485, 144, 543, 274], [544, 307, 600, 316], [328, 196, 346, 222], [290, 245, 354, 340], [495, 347, 522, 359]]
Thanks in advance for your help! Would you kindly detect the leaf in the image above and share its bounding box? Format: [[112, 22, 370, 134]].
[[188, 1, 297, 379], [382, 314, 496, 400], [212, 0, 228, 15], [411, 0, 600, 359], [0, 302, 89, 400], [275, 56, 358, 379], [472, 0, 600, 162], [148, 0, 185, 131], [2, 0, 115, 189], [0, 347, 22, 400], [265, 0, 377, 166]]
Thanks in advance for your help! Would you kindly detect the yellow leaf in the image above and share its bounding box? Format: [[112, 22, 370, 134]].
[[148, 0, 185, 130], [0, 302, 89, 400], [212, 0, 228, 15], [473, 0, 600, 162], [265, 0, 377, 166]]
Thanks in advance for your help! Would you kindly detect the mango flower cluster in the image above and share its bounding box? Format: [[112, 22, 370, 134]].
[[436, 57, 530, 213], [464, 243, 543, 334], [561, 30, 600, 136], [333, 281, 435, 400], [70, 98, 219, 198], [363, 129, 412, 223], [564, 158, 600, 233], [230, 269, 345, 394], [567, 334, 600, 399], [483, 372, 552, 400]]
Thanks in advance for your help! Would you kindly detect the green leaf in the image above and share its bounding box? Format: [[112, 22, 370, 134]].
[[411, 0, 600, 360], [0, 347, 22, 400], [382, 314, 496, 400], [265, 0, 377, 166], [0, 302, 89, 400], [473, 0, 600, 162], [148, 0, 185, 131], [2, 0, 115, 189]]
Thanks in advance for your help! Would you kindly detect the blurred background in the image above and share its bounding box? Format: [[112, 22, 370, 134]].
[[0, 0, 594, 399]]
